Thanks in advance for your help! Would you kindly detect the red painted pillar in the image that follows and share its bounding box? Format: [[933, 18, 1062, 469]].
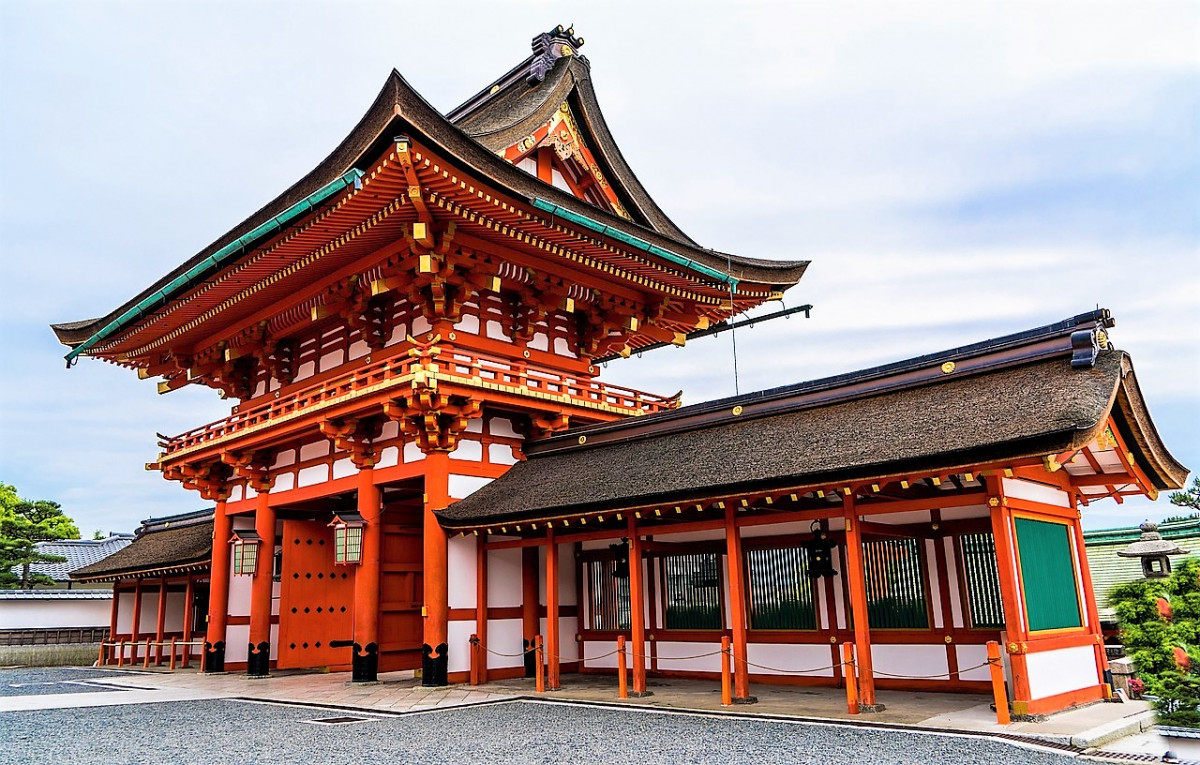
[[181, 575, 195, 668], [105, 583, 120, 665], [627, 515, 649, 696], [986, 474, 1032, 714], [546, 528, 561, 690], [206, 498, 232, 672], [842, 493, 877, 709], [522, 545, 540, 678], [247, 490, 275, 677], [724, 506, 753, 702], [476, 532, 488, 684], [130, 580, 142, 663], [422, 451, 450, 686], [353, 467, 382, 682], [154, 576, 168, 665]]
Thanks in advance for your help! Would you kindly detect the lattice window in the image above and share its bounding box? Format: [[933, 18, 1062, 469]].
[[861, 537, 929, 629], [746, 546, 818, 630], [662, 553, 723, 630], [958, 532, 1005, 629], [585, 557, 630, 631]]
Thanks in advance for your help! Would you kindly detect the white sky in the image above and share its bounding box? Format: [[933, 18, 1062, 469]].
[[0, 1, 1196, 535]]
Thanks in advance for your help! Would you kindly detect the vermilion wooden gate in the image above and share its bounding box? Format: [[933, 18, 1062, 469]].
[[379, 518, 423, 672], [278, 520, 355, 669]]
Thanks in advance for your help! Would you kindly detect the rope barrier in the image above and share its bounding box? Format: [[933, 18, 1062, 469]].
[[867, 660, 993, 680]]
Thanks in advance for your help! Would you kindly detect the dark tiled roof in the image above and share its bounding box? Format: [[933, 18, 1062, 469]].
[[71, 514, 213, 581], [10, 536, 133, 582], [436, 313, 1187, 528], [52, 38, 807, 348]]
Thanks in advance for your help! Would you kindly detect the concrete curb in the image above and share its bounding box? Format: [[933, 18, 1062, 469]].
[[1038, 709, 1158, 749]]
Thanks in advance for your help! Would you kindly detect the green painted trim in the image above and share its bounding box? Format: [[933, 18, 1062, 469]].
[[1083, 518, 1200, 546], [65, 169, 365, 365], [530, 198, 738, 289], [1015, 517, 1083, 632]]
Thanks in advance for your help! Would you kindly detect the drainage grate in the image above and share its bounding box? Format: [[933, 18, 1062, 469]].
[[307, 716, 371, 725], [1091, 752, 1200, 765]]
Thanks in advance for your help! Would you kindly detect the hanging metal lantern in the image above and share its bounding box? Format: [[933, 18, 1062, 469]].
[[610, 540, 629, 579], [229, 530, 261, 576], [1118, 521, 1188, 579], [804, 520, 838, 579], [329, 512, 365, 565]]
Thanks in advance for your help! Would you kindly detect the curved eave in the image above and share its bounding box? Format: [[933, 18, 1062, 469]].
[[1111, 355, 1189, 491], [54, 66, 807, 351]]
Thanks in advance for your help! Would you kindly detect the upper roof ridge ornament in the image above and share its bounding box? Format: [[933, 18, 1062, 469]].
[[529, 24, 585, 84]]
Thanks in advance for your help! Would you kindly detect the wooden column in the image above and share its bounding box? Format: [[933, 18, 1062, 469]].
[[931, 510, 960, 683], [627, 515, 649, 695], [130, 579, 143, 663], [422, 451, 450, 686], [986, 474, 1031, 712], [353, 467, 382, 682], [842, 494, 877, 709], [181, 575, 195, 668], [476, 531, 488, 684], [154, 576, 168, 665], [545, 528, 561, 690], [105, 583, 120, 665], [522, 545, 540, 678], [247, 490, 276, 677], [724, 505, 753, 702], [205, 497, 232, 671]]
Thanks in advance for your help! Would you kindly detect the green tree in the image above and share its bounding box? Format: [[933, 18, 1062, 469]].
[[0, 482, 80, 589], [1169, 476, 1200, 514]]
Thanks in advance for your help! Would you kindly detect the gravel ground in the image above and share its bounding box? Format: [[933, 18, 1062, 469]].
[[0, 698, 1081, 765], [0, 667, 136, 697]]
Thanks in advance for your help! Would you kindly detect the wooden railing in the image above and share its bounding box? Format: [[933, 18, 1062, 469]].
[[162, 348, 676, 458]]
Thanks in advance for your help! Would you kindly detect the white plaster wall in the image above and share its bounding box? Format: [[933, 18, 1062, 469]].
[[926, 540, 943, 629], [956, 644, 992, 682], [1025, 644, 1098, 699], [487, 548, 522, 608], [332, 458, 356, 480], [486, 619, 524, 670], [870, 644, 948, 680], [226, 625, 249, 662], [1003, 478, 1071, 508], [582, 640, 618, 669], [228, 573, 253, 617], [831, 548, 847, 630], [0, 598, 112, 629], [138, 592, 160, 634], [448, 535, 477, 610], [165, 591, 187, 633], [739, 522, 810, 539], [655, 641, 723, 673], [944, 537, 965, 628], [941, 504, 989, 521], [558, 618, 579, 661], [116, 591, 134, 631], [746, 643, 837, 677], [452, 440, 483, 462], [653, 529, 723, 543], [447, 619, 476, 674], [449, 474, 492, 500]]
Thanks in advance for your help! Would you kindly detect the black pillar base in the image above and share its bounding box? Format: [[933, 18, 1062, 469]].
[[523, 637, 536, 678], [247, 641, 270, 677], [422, 642, 448, 686], [352, 642, 379, 683], [203, 641, 225, 673]]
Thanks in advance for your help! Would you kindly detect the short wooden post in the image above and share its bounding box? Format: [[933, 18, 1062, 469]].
[[97, 642, 106, 667], [721, 636, 733, 707], [535, 635, 545, 693], [843, 642, 859, 715], [987, 641, 1010, 725], [169, 637, 178, 670], [143, 638, 152, 668], [617, 635, 628, 699], [117, 641, 125, 668]]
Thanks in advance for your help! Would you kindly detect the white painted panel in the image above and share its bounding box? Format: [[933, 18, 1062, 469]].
[[1025, 644, 1099, 699], [581, 540, 614, 551], [488, 443, 518, 465], [244, 485, 258, 500], [656, 641, 723, 672], [816, 578, 830, 630], [225, 625, 249, 662], [348, 340, 370, 360], [228, 572, 253, 617], [553, 337, 577, 358], [332, 458, 356, 480], [654, 529, 723, 543], [0, 597, 113, 630], [558, 618, 579, 661], [299, 441, 331, 461], [385, 323, 407, 347], [926, 539, 943, 629], [489, 417, 519, 439], [870, 644, 948, 680], [295, 361, 315, 381], [1003, 478, 1070, 508], [229, 485, 244, 502], [956, 644, 992, 682], [831, 548, 847, 630], [583, 640, 618, 669], [403, 442, 425, 463], [297, 465, 328, 487], [528, 332, 549, 351], [465, 417, 484, 434], [940, 504, 988, 521], [739, 522, 810, 539], [486, 619, 525, 669], [862, 510, 930, 525], [412, 316, 432, 335], [447, 619, 476, 674], [449, 474, 492, 499], [746, 643, 836, 677], [116, 591, 133, 632], [272, 450, 296, 469], [485, 320, 511, 341], [380, 421, 399, 440], [488, 548, 522, 608], [319, 350, 345, 370], [453, 440, 483, 462], [253, 381, 266, 398], [165, 591, 187, 632], [270, 624, 278, 660], [517, 156, 536, 174], [448, 535, 476, 610], [138, 592, 160, 634], [944, 537, 964, 628], [273, 472, 296, 492], [454, 314, 480, 334], [376, 446, 399, 469]]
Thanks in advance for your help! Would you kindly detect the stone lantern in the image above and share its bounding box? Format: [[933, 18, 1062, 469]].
[[1118, 521, 1188, 578]]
